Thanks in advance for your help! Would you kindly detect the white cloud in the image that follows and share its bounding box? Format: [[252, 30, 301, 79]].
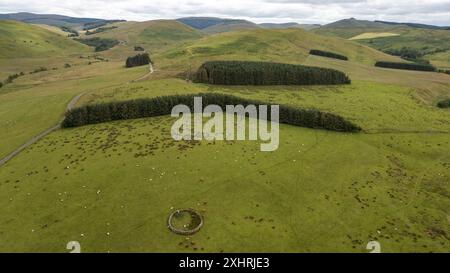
[[0, 0, 449, 25]]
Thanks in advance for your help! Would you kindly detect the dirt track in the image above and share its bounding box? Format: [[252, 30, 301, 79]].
[[0, 64, 155, 167], [0, 91, 87, 167]]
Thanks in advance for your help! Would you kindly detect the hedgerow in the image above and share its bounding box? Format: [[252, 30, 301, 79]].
[[375, 61, 436, 72], [62, 93, 361, 132], [75, 38, 120, 52], [193, 61, 351, 85], [309, 49, 348, 61]]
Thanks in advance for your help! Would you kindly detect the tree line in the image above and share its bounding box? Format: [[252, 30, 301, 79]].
[[193, 61, 351, 85], [86, 26, 118, 35], [375, 61, 436, 72], [60, 26, 79, 37], [82, 20, 125, 31], [62, 93, 361, 132], [309, 49, 348, 61], [1, 72, 25, 87], [384, 47, 424, 62], [75, 38, 120, 52], [126, 53, 153, 68], [438, 69, 450, 75]]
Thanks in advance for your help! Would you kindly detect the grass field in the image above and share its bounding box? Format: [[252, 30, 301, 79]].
[[0, 20, 89, 58], [0, 61, 146, 158], [0, 116, 448, 252], [349, 32, 400, 40], [158, 28, 401, 71], [0, 18, 449, 253]]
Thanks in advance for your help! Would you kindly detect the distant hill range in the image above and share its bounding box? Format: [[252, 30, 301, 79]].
[[259, 22, 320, 30], [0, 12, 125, 29], [319, 18, 449, 31], [314, 18, 450, 39], [177, 17, 320, 34], [374, 20, 450, 30], [321, 18, 388, 29], [313, 18, 450, 69]]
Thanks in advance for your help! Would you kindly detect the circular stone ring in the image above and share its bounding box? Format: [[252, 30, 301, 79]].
[[167, 208, 204, 235]]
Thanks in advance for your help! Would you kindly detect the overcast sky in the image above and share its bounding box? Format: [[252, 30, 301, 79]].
[[0, 0, 449, 26]]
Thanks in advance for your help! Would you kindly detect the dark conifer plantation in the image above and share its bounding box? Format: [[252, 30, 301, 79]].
[[62, 93, 361, 132], [193, 61, 351, 85], [309, 49, 348, 61], [375, 61, 436, 72], [126, 53, 152, 68]]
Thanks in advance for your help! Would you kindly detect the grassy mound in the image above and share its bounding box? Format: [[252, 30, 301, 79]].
[[194, 61, 351, 85]]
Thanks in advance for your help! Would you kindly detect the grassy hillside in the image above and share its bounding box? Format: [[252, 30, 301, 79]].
[[1, 77, 449, 252], [427, 50, 450, 69], [0, 12, 123, 29], [0, 60, 146, 158], [83, 20, 204, 60], [177, 17, 258, 32], [201, 21, 260, 34], [314, 18, 392, 38], [0, 20, 90, 58], [0, 19, 448, 253], [357, 28, 450, 68], [159, 28, 402, 71], [314, 19, 450, 68], [178, 17, 319, 33], [32, 24, 70, 36]]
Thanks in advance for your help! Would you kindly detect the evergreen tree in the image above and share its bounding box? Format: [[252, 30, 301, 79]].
[[62, 93, 361, 132], [193, 61, 351, 85], [126, 53, 153, 68], [309, 50, 348, 61], [375, 61, 436, 72]]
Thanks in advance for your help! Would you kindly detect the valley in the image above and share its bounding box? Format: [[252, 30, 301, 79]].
[[0, 13, 449, 253]]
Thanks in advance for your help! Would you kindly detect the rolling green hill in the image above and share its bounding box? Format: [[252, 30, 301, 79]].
[[0, 12, 124, 29], [259, 22, 321, 30], [0, 20, 90, 58], [0, 16, 449, 253], [357, 28, 450, 68], [82, 20, 204, 60], [177, 17, 258, 31], [177, 17, 242, 29], [177, 17, 320, 34], [201, 21, 260, 34], [159, 27, 403, 71], [314, 18, 450, 68]]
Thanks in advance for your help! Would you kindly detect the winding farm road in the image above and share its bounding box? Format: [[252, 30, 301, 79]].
[[0, 63, 155, 167], [0, 91, 87, 167], [133, 63, 154, 82]]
